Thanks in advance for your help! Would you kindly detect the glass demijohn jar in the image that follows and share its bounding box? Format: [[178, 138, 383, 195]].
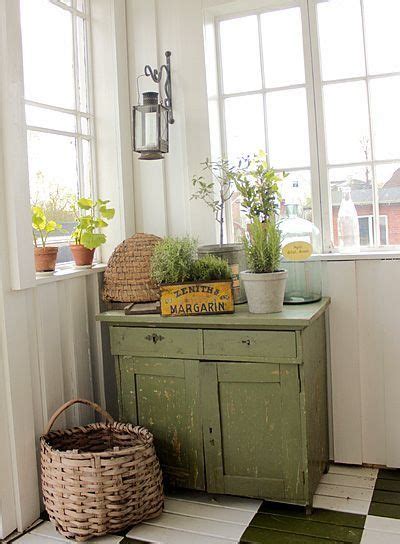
[[280, 204, 322, 304]]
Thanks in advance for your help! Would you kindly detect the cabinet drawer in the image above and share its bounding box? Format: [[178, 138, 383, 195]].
[[110, 326, 199, 357], [203, 329, 296, 359]]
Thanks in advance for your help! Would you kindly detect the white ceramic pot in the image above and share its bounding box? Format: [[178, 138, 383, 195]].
[[240, 270, 288, 314]]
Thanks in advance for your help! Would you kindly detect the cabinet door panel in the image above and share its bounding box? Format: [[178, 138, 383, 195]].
[[115, 356, 205, 490], [202, 361, 304, 502]]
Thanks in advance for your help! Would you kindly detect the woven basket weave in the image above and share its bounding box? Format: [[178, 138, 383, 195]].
[[41, 399, 164, 542], [103, 233, 161, 303]]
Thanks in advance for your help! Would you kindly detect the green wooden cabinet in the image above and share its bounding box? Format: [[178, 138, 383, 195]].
[[98, 299, 330, 507]]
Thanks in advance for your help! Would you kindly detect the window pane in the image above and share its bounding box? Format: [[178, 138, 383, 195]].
[[27, 131, 78, 209], [370, 76, 400, 161], [376, 163, 400, 246], [224, 94, 265, 159], [279, 171, 313, 222], [76, 16, 89, 112], [363, 0, 400, 75], [220, 16, 262, 94], [317, 0, 365, 81], [329, 165, 373, 247], [261, 8, 305, 88], [323, 81, 370, 164], [20, 0, 75, 109], [266, 88, 310, 169], [25, 105, 76, 132]]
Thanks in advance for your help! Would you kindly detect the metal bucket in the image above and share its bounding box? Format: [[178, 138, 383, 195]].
[[198, 244, 247, 304]]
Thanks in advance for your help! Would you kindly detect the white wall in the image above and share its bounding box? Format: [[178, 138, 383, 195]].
[[125, 0, 400, 468]]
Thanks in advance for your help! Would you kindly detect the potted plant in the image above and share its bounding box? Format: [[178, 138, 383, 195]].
[[70, 197, 115, 267], [150, 237, 233, 317], [191, 158, 247, 304], [235, 152, 288, 313], [32, 206, 64, 273]]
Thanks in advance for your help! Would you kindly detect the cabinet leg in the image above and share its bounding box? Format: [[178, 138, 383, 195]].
[[305, 506, 313, 516]]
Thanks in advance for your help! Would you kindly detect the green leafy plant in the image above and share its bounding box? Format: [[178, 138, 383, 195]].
[[71, 198, 115, 250], [235, 151, 287, 222], [243, 218, 282, 274], [191, 254, 232, 282], [191, 158, 238, 246], [150, 237, 232, 284], [151, 237, 198, 284], [32, 206, 64, 247]]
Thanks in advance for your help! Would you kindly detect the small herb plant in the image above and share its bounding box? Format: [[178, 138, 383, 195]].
[[191, 158, 237, 246], [191, 254, 232, 282], [235, 151, 286, 222], [32, 206, 64, 247], [243, 218, 282, 274], [71, 198, 115, 250], [150, 237, 232, 284]]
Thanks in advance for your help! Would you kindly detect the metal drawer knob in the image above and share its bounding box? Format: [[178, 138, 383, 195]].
[[241, 339, 251, 346], [145, 333, 165, 344]]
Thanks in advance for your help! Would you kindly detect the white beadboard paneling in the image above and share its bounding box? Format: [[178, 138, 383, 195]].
[[325, 261, 363, 464], [356, 260, 386, 465], [86, 274, 106, 410]]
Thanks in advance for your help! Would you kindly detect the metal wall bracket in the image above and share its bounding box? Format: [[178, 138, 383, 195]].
[[144, 51, 174, 124]]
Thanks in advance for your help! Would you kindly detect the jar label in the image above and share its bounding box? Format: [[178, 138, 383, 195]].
[[230, 264, 240, 288], [282, 241, 313, 261]]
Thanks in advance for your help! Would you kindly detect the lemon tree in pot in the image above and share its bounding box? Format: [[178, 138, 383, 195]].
[[70, 197, 115, 267], [235, 152, 287, 313], [32, 206, 64, 273]]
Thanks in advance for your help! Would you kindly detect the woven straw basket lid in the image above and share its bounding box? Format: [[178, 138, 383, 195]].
[[102, 233, 161, 303]]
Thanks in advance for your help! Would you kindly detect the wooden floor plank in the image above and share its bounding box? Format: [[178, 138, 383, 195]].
[[372, 490, 400, 506], [240, 526, 348, 543], [315, 483, 374, 501], [125, 525, 235, 544], [249, 513, 363, 543], [369, 502, 400, 520], [375, 479, 400, 493], [313, 495, 370, 515], [163, 498, 253, 525], [377, 470, 400, 482], [259, 502, 366, 528]]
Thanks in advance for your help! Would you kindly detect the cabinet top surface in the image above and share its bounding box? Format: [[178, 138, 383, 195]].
[[97, 297, 330, 330]]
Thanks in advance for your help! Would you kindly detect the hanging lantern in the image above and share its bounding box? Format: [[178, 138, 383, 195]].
[[132, 51, 174, 161]]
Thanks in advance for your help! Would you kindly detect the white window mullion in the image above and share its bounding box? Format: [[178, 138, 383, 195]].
[[307, 0, 333, 251]]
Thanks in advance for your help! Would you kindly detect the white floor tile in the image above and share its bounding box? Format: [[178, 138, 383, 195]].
[[320, 472, 376, 489], [126, 524, 237, 544], [313, 494, 370, 515], [315, 482, 374, 501], [366, 516, 400, 535], [163, 498, 254, 525], [329, 464, 379, 479], [165, 490, 261, 512], [15, 536, 59, 544], [141, 512, 244, 540], [29, 521, 122, 542], [361, 529, 400, 543]]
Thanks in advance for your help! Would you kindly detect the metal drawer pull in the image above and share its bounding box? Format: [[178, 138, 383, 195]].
[[145, 333, 165, 344], [241, 339, 251, 346]]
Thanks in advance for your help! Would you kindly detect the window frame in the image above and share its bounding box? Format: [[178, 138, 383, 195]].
[[209, 0, 400, 254], [22, 0, 98, 261]]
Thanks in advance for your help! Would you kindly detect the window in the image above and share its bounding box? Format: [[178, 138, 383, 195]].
[[211, 0, 400, 251], [19, 0, 95, 263]]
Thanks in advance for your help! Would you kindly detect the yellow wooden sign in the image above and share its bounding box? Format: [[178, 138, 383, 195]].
[[282, 241, 313, 261], [160, 280, 234, 317]]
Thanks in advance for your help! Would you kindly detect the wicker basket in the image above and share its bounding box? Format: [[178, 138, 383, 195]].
[[102, 233, 161, 303], [41, 399, 164, 542]]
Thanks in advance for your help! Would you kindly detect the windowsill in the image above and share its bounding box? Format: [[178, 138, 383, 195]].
[[35, 263, 106, 285], [311, 251, 400, 262]]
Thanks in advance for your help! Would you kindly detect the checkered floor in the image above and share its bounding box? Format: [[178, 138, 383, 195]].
[[15, 465, 400, 543]]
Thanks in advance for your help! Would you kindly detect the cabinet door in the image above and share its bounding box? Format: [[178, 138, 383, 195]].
[[201, 362, 304, 502], [116, 356, 205, 490]]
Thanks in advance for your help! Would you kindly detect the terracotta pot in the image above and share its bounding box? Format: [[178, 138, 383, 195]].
[[34, 246, 58, 273], [70, 244, 95, 267]]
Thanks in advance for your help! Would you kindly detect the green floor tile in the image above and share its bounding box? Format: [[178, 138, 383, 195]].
[[369, 501, 400, 519], [375, 478, 400, 492], [249, 512, 363, 543], [241, 526, 348, 543], [378, 469, 400, 481], [372, 489, 400, 505], [259, 502, 365, 529]]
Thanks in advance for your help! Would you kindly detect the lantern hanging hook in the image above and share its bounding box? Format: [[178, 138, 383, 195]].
[[144, 51, 174, 124]]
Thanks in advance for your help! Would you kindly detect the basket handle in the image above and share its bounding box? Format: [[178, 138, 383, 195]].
[[44, 398, 114, 435]]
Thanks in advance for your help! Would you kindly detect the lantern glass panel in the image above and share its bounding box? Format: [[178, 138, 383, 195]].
[[160, 105, 169, 152], [134, 105, 159, 151]]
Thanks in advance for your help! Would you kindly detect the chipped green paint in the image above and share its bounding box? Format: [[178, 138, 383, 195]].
[[105, 303, 330, 506]]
